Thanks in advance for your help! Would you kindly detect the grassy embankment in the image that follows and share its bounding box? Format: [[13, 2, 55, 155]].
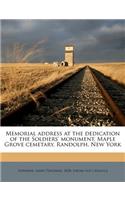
[[90, 62, 125, 86], [0, 63, 82, 117]]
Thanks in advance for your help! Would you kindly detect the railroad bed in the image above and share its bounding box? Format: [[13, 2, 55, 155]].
[[2, 66, 125, 126]]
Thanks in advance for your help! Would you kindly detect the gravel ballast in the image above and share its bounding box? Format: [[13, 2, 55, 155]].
[[20, 67, 116, 126]]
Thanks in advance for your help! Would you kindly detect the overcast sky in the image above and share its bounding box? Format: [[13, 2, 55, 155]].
[[1, 19, 125, 63]]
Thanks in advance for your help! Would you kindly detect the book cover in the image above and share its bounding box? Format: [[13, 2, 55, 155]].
[[0, 19, 125, 182]]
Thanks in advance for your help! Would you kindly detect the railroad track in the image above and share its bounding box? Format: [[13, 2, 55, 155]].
[[1, 66, 125, 126]]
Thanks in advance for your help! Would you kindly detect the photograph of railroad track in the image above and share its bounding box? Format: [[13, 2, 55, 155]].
[[1, 19, 125, 126]]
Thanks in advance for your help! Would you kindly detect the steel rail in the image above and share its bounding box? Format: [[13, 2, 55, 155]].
[[90, 67, 125, 126]]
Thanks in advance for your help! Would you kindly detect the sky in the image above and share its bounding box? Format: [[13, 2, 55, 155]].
[[1, 19, 125, 63]]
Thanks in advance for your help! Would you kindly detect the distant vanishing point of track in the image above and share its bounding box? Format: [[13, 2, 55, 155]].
[[1, 66, 125, 126]]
